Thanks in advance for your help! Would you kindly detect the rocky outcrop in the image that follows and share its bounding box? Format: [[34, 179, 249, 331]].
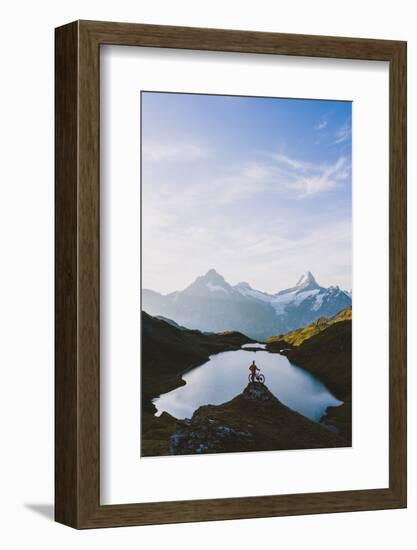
[[170, 382, 346, 455]]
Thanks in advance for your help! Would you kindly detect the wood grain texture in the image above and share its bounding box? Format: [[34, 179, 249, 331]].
[[388, 41, 407, 503], [55, 21, 79, 527], [55, 20, 407, 529]]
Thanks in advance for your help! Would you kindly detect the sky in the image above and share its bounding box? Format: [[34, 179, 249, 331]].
[[141, 91, 352, 295]]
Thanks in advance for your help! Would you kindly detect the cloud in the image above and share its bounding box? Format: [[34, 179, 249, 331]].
[[140, 97, 352, 295], [289, 156, 349, 197], [315, 119, 328, 130], [334, 122, 351, 144], [142, 141, 209, 162], [143, 149, 351, 250], [145, 151, 350, 217], [142, 150, 352, 293], [143, 160, 274, 209], [269, 152, 350, 197], [142, 202, 352, 294], [240, 162, 272, 181], [271, 153, 318, 173]]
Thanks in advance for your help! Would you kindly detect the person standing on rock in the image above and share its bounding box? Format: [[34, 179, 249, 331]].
[[249, 360, 259, 383]]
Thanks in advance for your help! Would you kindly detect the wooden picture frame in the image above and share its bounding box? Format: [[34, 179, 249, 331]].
[[55, 20, 407, 529]]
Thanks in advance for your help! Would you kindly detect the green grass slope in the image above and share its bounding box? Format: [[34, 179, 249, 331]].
[[285, 320, 352, 443], [266, 309, 352, 443], [267, 306, 352, 348], [286, 320, 352, 400]]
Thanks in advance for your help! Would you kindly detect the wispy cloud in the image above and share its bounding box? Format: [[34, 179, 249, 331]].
[[143, 202, 352, 294], [142, 141, 209, 162], [315, 118, 328, 130], [271, 153, 318, 173], [144, 145, 350, 218], [288, 156, 349, 197], [269, 152, 350, 197], [240, 162, 273, 181], [141, 93, 352, 294], [334, 122, 351, 144]]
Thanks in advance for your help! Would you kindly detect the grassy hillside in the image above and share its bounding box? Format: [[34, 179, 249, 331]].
[[285, 320, 352, 401], [287, 320, 351, 443], [266, 311, 352, 443], [267, 306, 351, 348], [142, 311, 254, 399], [141, 311, 254, 456]]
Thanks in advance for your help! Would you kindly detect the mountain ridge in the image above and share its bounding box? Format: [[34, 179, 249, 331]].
[[267, 305, 352, 347], [142, 269, 351, 340]]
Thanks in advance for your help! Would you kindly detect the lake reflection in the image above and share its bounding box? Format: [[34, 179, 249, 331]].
[[153, 347, 342, 422]]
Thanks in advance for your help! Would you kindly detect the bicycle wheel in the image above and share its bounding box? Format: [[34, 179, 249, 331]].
[[248, 373, 253, 383], [258, 374, 265, 384]]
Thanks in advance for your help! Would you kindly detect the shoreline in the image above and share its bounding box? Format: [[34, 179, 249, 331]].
[[141, 311, 352, 455]]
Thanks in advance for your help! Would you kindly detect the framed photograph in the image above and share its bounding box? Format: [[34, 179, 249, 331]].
[[55, 20, 406, 528]]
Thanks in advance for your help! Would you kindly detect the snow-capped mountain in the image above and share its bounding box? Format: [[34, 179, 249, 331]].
[[142, 269, 351, 340]]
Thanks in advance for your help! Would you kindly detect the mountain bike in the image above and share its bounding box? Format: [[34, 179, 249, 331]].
[[248, 372, 265, 384]]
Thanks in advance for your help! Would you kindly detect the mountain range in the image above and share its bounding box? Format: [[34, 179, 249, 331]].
[[142, 269, 351, 340]]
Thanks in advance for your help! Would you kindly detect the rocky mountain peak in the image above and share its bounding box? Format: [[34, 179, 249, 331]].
[[143, 268, 351, 340], [295, 271, 319, 290], [242, 382, 277, 402], [203, 268, 227, 284], [275, 271, 321, 297], [183, 268, 230, 295], [235, 281, 252, 290]]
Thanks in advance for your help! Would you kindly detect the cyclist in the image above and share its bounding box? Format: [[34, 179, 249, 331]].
[[249, 360, 260, 383]]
